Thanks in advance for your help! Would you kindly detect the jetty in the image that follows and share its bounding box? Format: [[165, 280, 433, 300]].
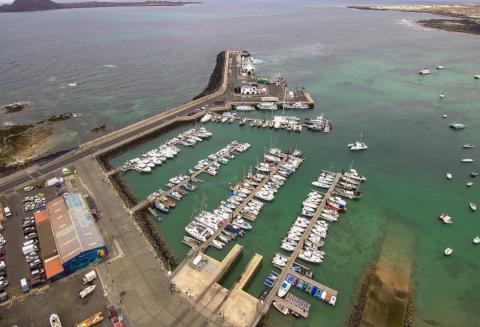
[[256, 173, 342, 323], [130, 141, 247, 213], [198, 153, 290, 251], [172, 245, 263, 327]]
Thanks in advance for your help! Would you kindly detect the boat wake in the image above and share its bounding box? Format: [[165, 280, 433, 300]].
[[47, 76, 57, 82], [398, 18, 430, 31], [102, 64, 117, 68], [68, 82, 78, 87]]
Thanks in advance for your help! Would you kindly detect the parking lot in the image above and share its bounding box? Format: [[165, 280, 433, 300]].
[[0, 269, 109, 327], [1, 184, 58, 298]]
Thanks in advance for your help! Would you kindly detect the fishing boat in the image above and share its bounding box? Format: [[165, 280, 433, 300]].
[[463, 144, 475, 149], [79, 285, 96, 299], [473, 236, 480, 244], [449, 122, 466, 130], [277, 280, 292, 298], [50, 314, 62, 327], [444, 247, 453, 256], [469, 202, 477, 211], [461, 158, 474, 163], [272, 301, 290, 315], [348, 131, 368, 151], [446, 173, 452, 180], [467, 181, 473, 187]]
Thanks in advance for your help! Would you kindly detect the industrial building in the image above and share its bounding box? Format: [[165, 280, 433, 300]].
[[35, 193, 106, 280]]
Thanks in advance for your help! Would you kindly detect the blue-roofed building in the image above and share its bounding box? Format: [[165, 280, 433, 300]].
[[40, 193, 107, 280]]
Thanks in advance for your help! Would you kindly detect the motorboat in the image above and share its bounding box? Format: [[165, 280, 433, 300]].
[[439, 213, 453, 224], [155, 201, 169, 214], [272, 301, 290, 315], [446, 173, 452, 180], [463, 144, 475, 149], [471, 171, 479, 177], [272, 256, 286, 267], [467, 182, 473, 187], [235, 105, 255, 112], [277, 280, 292, 297], [211, 239, 224, 250], [348, 141, 368, 151], [79, 285, 96, 299], [444, 247, 453, 256], [299, 250, 323, 263], [443, 114, 447, 118], [439, 94, 445, 99], [469, 202, 477, 211], [461, 158, 474, 163], [200, 113, 212, 123], [418, 68, 430, 75], [449, 122, 466, 130], [257, 102, 278, 110], [437, 65, 445, 70], [473, 236, 480, 244], [50, 314, 62, 327]]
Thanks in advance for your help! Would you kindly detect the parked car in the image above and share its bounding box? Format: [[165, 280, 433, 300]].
[[29, 259, 41, 268], [30, 279, 46, 288], [0, 238, 6, 246], [24, 186, 34, 192], [26, 255, 39, 263], [0, 291, 8, 302], [24, 233, 38, 241], [31, 268, 45, 277], [23, 227, 36, 234], [0, 280, 9, 289]]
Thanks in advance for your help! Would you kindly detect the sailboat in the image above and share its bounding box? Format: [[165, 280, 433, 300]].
[[348, 130, 368, 151]]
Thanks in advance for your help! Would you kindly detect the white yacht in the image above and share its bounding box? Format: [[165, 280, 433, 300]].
[[446, 173, 452, 180], [235, 105, 255, 112], [277, 280, 292, 297], [473, 236, 480, 244], [469, 202, 477, 211], [200, 113, 212, 123], [418, 69, 430, 75], [461, 158, 474, 163], [50, 314, 62, 327], [449, 122, 466, 130], [444, 247, 453, 256], [348, 131, 368, 151], [257, 102, 278, 110]]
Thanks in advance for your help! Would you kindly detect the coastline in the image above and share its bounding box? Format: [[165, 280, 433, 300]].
[[349, 5, 480, 36]]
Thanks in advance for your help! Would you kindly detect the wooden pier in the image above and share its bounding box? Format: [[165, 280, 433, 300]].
[[198, 154, 290, 251], [130, 141, 246, 213], [257, 173, 342, 322]]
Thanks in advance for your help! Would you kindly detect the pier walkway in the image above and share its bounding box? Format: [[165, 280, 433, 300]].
[[130, 141, 246, 213], [198, 154, 290, 251], [290, 271, 338, 297], [257, 173, 342, 322]]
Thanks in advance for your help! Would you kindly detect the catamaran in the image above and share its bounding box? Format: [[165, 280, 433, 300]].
[[348, 131, 368, 151]]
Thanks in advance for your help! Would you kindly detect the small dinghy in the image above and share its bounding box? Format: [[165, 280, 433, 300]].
[[444, 247, 453, 256]]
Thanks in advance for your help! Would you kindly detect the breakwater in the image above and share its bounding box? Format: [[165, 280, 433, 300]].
[[192, 51, 226, 100]]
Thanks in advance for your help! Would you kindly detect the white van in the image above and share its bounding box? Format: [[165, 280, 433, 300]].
[[3, 207, 11, 217], [20, 278, 29, 293]]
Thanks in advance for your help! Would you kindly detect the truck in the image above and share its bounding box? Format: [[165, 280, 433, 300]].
[[82, 270, 96, 284]]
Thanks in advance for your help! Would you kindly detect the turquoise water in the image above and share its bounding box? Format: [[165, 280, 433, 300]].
[[3, 1, 480, 325]]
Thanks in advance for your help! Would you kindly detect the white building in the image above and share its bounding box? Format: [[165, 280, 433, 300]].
[[241, 85, 266, 95]]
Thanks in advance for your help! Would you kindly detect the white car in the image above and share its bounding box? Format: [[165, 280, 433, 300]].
[[23, 186, 34, 192]]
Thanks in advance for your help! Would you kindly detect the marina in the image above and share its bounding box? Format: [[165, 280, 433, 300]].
[[130, 140, 251, 214], [203, 112, 332, 133]]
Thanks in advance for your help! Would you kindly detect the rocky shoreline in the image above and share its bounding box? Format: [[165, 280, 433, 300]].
[[349, 5, 480, 36], [192, 51, 226, 101]]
